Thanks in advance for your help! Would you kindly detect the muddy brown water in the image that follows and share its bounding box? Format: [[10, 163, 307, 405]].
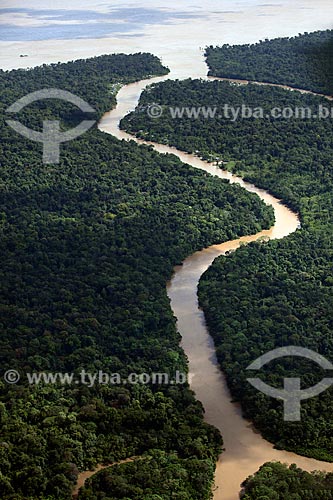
[[97, 72, 333, 500]]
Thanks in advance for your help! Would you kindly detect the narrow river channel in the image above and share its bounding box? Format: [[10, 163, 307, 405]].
[[97, 64, 333, 500]]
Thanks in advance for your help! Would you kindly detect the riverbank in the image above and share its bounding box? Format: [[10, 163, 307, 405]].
[[96, 69, 333, 499]]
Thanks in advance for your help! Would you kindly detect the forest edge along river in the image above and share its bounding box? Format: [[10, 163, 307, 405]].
[[72, 457, 144, 499], [74, 62, 333, 499]]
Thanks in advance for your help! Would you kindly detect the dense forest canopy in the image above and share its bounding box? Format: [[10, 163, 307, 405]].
[[78, 450, 215, 500], [241, 462, 333, 499], [205, 30, 333, 96], [122, 77, 333, 218], [0, 53, 274, 499], [0, 53, 170, 117], [120, 31, 333, 462]]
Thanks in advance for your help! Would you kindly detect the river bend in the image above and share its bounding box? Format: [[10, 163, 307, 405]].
[[97, 70, 333, 500]]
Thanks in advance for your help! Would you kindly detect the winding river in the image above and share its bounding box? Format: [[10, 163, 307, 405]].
[[96, 67, 333, 499]]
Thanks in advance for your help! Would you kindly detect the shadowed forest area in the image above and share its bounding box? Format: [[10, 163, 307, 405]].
[[0, 53, 276, 499]]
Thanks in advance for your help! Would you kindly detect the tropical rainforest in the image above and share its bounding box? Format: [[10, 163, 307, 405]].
[[205, 29, 333, 96], [241, 462, 333, 500], [78, 450, 214, 500], [121, 31, 333, 463], [0, 53, 275, 499]]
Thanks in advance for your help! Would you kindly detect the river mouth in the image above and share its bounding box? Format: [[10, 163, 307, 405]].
[[97, 67, 333, 499]]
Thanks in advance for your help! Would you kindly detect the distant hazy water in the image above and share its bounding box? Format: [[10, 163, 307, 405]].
[[0, 6, 201, 41], [0, 1, 332, 80]]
